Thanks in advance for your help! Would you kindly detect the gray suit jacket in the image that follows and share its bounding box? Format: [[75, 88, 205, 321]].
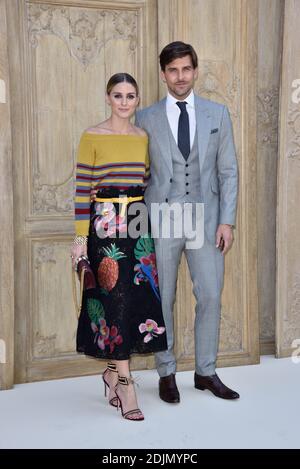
[[136, 94, 238, 242]]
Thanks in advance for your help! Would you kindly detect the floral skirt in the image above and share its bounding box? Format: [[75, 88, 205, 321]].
[[76, 186, 167, 360]]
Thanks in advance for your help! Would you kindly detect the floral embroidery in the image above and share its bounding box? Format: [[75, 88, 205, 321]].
[[108, 325, 123, 353], [94, 202, 127, 238], [139, 319, 165, 343], [95, 202, 115, 219], [91, 318, 123, 352], [91, 318, 110, 350], [133, 234, 160, 300]]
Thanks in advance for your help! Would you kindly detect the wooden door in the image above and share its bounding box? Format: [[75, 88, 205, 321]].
[[6, 0, 158, 383]]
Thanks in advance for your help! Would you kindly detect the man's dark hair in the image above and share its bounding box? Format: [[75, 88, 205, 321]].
[[159, 41, 198, 71]]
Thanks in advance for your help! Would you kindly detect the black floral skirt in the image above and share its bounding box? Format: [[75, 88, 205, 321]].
[[76, 186, 167, 360]]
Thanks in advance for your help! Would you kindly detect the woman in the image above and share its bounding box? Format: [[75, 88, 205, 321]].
[[71, 73, 167, 421]]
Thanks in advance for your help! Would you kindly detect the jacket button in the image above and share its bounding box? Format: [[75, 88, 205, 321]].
[[186, 182, 189, 186], [185, 164, 189, 167], [165, 198, 168, 202], [186, 173, 189, 176], [169, 178, 172, 183], [186, 192, 189, 195]]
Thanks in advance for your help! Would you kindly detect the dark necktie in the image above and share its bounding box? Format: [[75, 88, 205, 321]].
[[176, 101, 190, 160]]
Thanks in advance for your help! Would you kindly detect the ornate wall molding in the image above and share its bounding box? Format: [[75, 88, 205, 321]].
[[182, 309, 242, 356], [34, 331, 57, 357], [219, 310, 242, 353], [287, 103, 300, 160], [33, 171, 74, 214], [31, 239, 78, 361], [27, 3, 137, 69], [182, 326, 194, 357], [257, 87, 279, 146], [195, 60, 241, 120], [34, 244, 56, 267]]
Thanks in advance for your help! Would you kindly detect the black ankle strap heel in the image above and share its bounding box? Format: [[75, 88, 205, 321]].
[[115, 375, 144, 421], [102, 362, 118, 407]]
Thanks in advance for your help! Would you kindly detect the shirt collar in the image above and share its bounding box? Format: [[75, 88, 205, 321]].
[[167, 89, 195, 109]]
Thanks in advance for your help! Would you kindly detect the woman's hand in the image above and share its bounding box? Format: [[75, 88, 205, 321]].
[[71, 237, 88, 269], [90, 188, 97, 203]]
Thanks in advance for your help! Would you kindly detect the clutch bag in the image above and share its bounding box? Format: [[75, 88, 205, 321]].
[[72, 255, 96, 318], [76, 256, 96, 290]]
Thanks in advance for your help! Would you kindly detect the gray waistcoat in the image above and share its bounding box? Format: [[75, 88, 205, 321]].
[[168, 129, 202, 203]]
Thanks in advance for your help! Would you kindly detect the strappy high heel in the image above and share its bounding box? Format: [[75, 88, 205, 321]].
[[102, 362, 119, 408], [115, 375, 144, 421]]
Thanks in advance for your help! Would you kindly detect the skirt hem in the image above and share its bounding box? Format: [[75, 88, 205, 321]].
[[76, 347, 166, 361]]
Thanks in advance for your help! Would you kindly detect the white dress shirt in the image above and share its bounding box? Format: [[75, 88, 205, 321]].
[[166, 90, 196, 147]]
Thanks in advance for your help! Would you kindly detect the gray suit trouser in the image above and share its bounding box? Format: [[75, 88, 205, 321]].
[[154, 226, 224, 377]]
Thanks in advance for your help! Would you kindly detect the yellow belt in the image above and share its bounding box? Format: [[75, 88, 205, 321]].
[[94, 196, 144, 217]]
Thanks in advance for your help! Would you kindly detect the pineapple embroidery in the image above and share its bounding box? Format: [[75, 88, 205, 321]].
[[97, 243, 126, 294]]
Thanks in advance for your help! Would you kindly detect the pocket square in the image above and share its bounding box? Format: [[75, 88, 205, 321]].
[[210, 128, 218, 134]]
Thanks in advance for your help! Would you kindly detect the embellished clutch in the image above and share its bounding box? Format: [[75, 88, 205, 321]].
[[72, 255, 96, 318]]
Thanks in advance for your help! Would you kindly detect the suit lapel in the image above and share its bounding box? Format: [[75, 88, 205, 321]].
[[148, 95, 211, 174], [195, 95, 212, 172], [149, 98, 173, 175]]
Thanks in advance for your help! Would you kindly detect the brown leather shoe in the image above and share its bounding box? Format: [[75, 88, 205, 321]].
[[159, 373, 180, 403], [194, 372, 240, 400]]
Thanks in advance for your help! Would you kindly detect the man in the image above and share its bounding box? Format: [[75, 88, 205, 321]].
[[135, 41, 239, 403]]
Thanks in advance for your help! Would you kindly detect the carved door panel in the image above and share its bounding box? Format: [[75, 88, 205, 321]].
[[276, 0, 300, 358], [6, 0, 158, 383], [157, 0, 260, 370]]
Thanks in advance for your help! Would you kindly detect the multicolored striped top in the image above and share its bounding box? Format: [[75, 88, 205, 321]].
[[75, 132, 150, 236]]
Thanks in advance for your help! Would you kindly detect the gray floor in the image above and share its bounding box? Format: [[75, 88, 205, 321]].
[[0, 355, 299, 449]]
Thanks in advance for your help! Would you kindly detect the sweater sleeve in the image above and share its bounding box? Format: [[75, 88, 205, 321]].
[[74, 133, 95, 236]]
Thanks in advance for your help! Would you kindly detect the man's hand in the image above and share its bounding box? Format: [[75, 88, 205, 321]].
[[215, 224, 234, 255]]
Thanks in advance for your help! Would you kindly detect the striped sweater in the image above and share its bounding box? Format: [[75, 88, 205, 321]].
[[75, 132, 150, 236]]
